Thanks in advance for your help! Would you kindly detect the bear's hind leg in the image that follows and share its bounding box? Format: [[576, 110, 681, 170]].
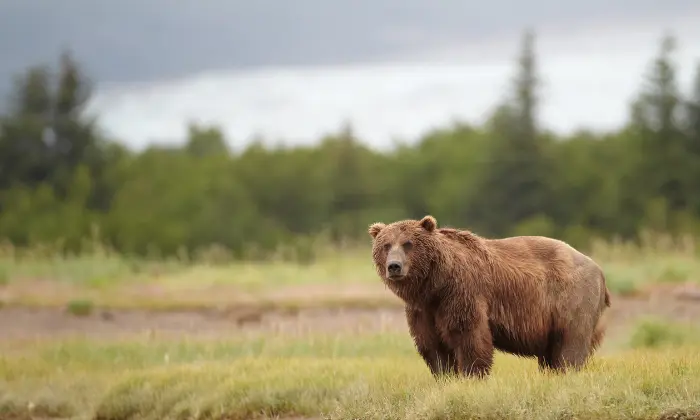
[[537, 329, 563, 373], [547, 326, 594, 373]]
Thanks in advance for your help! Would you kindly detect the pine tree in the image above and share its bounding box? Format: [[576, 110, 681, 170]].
[[632, 34, 687, 213], [467, 29, 554, 236], [682, 62, 700, 213]]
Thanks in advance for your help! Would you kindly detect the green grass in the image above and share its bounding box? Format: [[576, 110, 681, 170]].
[[0, 251, 377, 289], [94, 354, 700, 420], [603, 256, 700, 295], [1, 238, 699, 311], [629, 318, 700, 349], [0, 266, 8, 286], [66, 299, 95, 317], [2, 237, 700, 417], [1, 321, 700, 420]]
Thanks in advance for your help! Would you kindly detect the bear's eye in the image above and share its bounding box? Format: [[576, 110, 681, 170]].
[[383, 243, 391, 252], [403, 241, 413, 251]]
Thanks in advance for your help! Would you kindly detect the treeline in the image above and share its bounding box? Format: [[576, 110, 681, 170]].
[[1, 31, 700, 260]]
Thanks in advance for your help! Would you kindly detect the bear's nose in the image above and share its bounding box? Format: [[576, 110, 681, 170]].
[[387, 261, 402, 275]]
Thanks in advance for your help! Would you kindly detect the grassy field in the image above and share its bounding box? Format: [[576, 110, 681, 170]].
[[1, 323, 700, 420], [1, 234, 699, 312], [1, 236, 700, 419]]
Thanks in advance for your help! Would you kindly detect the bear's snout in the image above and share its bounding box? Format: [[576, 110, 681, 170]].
[[387, 261, 404, 278]]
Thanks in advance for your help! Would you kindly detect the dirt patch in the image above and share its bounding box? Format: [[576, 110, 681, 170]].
[[0, 305, 408, 340], [265, 282, 394, 301], [1, 286, 699, 341]]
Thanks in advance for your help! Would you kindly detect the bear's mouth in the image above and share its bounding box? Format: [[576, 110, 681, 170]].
[[387, 274, 406, 281]]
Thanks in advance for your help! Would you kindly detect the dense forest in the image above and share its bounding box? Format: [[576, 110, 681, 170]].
[[1, 31, 700, 261]]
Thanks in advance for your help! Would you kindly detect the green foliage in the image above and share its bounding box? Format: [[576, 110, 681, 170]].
[[629, 318, 700, 349], [607, 277, 640, 297], [3, 33, 700, 259], [65, 299, 94, 317], [0, 267, 8, 286]]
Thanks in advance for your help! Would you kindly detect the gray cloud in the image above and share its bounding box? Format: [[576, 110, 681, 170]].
[[3, 1, 699, 148], [1, 0, 698, 91]]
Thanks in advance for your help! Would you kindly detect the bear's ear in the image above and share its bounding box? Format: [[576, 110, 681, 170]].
[[419, 215, 437, 232], [368, 222, 386, 239]]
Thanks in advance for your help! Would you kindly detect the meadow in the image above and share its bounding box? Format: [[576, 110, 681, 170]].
[[1, 234, 700, 420]]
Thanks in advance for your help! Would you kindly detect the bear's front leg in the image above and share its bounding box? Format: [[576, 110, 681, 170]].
[[454, 327, 494, 378], [405, 306, 456, 377], [439, 305, 494, 379]]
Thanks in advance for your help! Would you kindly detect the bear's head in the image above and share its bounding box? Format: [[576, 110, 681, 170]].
[[368, 215, 438, 284]]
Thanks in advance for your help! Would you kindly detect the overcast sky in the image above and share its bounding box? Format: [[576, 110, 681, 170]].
[[2, 1, 700, 149]]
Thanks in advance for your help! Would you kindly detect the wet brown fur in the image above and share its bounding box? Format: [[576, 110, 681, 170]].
[[368, 215, 611, 379]]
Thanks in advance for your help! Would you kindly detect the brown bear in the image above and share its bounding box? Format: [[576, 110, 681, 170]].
[[368, 215, 611, 378]]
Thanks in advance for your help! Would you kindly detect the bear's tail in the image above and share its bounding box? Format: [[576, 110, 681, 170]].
[[601, 270, 611, 308], [592, 271, 611, 350]]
